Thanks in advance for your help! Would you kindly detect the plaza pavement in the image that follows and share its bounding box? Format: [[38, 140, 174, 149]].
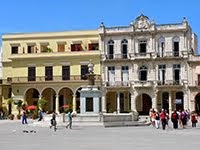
[[0, 119, 200, 150]]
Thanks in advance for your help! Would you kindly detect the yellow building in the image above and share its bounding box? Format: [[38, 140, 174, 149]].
[[1, 30, 101, 115]]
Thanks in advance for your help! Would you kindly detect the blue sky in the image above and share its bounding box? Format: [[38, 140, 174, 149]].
[[0, 0, 200, 51]]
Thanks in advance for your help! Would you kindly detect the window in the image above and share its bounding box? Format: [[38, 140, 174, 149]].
[[71, 44, 82, 51], [28, 45, 35, 53], [88, 43, 99, 50], [173, 36, 180, 57], [173, 64, 180, 84], [107, 40, 114, 59], [139, 66, 147, 81], [11, 46, 18, 54], [139, 40, 147, 53], [158, 65, 166, 84], [81, 65, 88, 80], [121, 66, 129, 85], [198, 74, 200, 85], [58, 44, 65, 52], [28, 67, 36, 81], [62, 66, 70, 80], [45, 66, 53, 81], [121, 39, 128, 58], [41, 45, 48, 52], [158, 37, 165, 57], [108, 66, 115, 85]]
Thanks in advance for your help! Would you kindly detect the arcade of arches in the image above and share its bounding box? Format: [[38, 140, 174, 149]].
[[24, 88, 200, 115], [105, 91, 189, 115], [25, 87, 81, 113]]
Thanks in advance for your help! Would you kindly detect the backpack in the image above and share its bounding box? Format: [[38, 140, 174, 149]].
[[171, 113, 177, 119]]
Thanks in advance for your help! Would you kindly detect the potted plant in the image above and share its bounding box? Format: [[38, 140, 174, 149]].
[[9, 114, 14, 120]]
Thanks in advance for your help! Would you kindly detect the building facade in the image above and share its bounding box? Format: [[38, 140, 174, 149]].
[[99, 14, 200, 115], [1, 30, 101, 115], [1, 14, 200, 117]]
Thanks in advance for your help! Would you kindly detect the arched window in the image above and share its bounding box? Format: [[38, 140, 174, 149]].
[[158, 37, 165, 57], [107, 40, 114, 59], [121, 39, 128, 59], [172, 36, 180, 57], [139, 66, 148, 81]]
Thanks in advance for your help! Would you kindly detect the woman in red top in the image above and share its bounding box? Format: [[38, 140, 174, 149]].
[[160, 109, 167, 130]]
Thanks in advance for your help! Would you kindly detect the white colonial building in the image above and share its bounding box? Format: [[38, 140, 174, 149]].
[[99, 14, 199, 115]]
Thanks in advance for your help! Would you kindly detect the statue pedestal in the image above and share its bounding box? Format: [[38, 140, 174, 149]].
[[87, 74, 95, 85], [80, 86, 101, 114]]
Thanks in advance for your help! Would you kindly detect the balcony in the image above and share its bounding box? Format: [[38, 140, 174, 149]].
[[157, 80, 183, 86], [133, 80, 154, 87], [9, 50, 100, 60], [132, 52, 156, 60], [3, 75, 101, 84], [156, 51, 188, 59], [105, 81, 130, 88], [101, 54, 130, 61]]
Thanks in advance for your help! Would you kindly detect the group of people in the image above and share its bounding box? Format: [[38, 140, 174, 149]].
[[50, 110, 73, 131], [150, 108, 198, 130]]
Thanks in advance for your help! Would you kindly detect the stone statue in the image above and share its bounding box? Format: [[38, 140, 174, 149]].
[[88, 60, 94, 74]]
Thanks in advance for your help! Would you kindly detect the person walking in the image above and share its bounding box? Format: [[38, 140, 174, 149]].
[[171, 110, 179, 129], [22, 111, 28, 124], [66, 111, 72, 129], [50, 112, 57, 131], [160, 109, 167, 130], [191, 111, 198, 128], [155, 111, 160, 129]]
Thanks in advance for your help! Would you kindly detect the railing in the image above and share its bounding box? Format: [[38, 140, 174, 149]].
[[105, 81, 130, 87], [2, 75, 101, 83], [133, 80, 154, 87], [133, 52, 155, 59], [157, 51, 188, 58], [102, 54, 130, 60], [157, 80, 182, 86]]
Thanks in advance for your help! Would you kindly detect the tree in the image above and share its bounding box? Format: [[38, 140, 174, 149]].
[[38, 97, 47, 110], [16, 100, 23, 115]]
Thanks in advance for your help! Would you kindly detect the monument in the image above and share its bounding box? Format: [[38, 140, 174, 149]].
[[79, 60, 102, 115]]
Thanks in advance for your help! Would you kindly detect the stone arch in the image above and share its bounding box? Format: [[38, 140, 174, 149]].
[[175, 91, 184, 111], [74, 87, 82, 113], [195, 93, 200, 114], [136, 93, 152, 115], [41, 88, 56, 112], [58, 87, 73, 113], [24, 88, 40, 106]]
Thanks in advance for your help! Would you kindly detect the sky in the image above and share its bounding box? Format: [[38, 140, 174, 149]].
[[0, 0, 200, 51]]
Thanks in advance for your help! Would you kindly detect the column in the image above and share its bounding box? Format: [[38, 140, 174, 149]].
[[117, 92, 120, 113], [55, 95, 59, 114], [72, 95, 76, 113], [131, 93, 136, 112], [168, 92, 172, 115], [101, 94, 106, 113], [152, 91, 157, 110], [184, 90, 188, 110]]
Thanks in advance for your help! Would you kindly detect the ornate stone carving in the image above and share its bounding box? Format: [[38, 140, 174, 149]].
[[135, 14, 150, 29]]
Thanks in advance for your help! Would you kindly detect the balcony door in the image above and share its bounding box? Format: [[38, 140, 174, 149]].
[[108, 66, 115, 85], [158, 65, 166, 84], [121, 66, 129, 86]]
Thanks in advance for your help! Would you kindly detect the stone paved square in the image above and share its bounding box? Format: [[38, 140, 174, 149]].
[[0, 120, 200, 150]]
